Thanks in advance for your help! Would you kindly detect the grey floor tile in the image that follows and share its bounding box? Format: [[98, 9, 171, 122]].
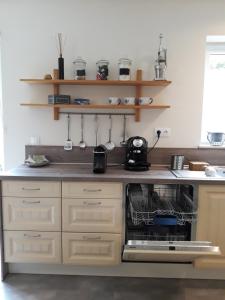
[[0, 274, 224, 300]]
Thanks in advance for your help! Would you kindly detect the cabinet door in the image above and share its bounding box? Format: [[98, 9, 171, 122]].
[[63, 233, 121, 266], [4, 231, 61, 263], [62, 182, 122, 199], [62, 198, 122, 233], [2, 180, 61, 198], [3, 197, 61, 231], [195, 185, 225, 269]]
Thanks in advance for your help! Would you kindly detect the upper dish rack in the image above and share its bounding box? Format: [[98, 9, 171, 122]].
[[128, 184, 197, 226]]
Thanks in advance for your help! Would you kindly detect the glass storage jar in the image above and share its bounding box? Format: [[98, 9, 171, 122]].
[[118, 58, 132, 80], [73, 57, 86, 80], [96, 60, 109, 80]]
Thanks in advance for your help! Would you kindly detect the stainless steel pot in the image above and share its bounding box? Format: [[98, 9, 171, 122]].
[[207, 132, 225, 146]]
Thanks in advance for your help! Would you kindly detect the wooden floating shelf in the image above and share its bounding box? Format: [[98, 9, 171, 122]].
[[20, 79, 171, 87], [20, 103, 171, 121], [20, 70, 171, 122]]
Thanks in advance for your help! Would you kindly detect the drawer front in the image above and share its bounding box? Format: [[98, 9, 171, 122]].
[[62, 198, 122, 233], [2, 181, 61, 198], [4, 231, 61, 263], [63, 233, 121, 266], [62, 182, 122, 199], [3, 197, 61, 231]]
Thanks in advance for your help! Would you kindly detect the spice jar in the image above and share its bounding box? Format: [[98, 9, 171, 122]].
[[96, 60, 109, 80], [118, 58, 132, 80], [73, 57, 86, 80]]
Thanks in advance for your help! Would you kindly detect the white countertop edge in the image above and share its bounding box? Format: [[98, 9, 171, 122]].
[[198, 144, 225, 149]]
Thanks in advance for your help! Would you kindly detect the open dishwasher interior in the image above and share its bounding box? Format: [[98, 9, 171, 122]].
[[123, 183, 220, 262]]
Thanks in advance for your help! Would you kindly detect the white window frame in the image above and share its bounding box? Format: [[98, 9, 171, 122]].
[[200, 40, 225, 147]]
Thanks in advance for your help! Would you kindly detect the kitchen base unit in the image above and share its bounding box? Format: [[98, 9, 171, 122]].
[[63, 233, 122, 266], [123, 183, 220, 263]]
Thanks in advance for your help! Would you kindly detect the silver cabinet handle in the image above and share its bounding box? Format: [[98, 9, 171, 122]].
[[82, 236, 101, 241], [22, 187, 41, 191], [22, 200, 41, 204], [83, 201, 102, 206], [24, 234, 41, 238], [83, 188, 102, 192]]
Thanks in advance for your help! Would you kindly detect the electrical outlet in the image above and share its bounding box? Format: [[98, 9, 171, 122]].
[[154, 128, 171, 137]]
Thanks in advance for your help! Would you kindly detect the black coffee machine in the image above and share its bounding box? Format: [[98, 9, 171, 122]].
[[124, 136, 150, 171], [93, 145, 107, 173]]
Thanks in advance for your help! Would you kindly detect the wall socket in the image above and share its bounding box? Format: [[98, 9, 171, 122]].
[[154, 128, 171, 137]]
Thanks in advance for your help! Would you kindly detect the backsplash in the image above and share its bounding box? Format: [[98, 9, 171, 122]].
[[26, 146, 225, 166]]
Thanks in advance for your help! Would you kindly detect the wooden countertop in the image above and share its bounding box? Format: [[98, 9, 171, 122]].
[[1, 164, 225, 184]]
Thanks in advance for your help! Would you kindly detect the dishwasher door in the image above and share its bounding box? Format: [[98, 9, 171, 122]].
[[123, 240, 221, 262]]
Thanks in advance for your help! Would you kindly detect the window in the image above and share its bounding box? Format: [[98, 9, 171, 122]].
[[201, 37, 225, 145]]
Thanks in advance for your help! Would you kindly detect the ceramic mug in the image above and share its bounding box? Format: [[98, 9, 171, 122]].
[[139, 97, 154, 105], [108, 97, 121, 105], [124, 97, 136, 105]]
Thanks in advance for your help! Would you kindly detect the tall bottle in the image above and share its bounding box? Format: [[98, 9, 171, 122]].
[[57, 33, 64, 80]]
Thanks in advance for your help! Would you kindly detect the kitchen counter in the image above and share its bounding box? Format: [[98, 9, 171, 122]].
[[1, 163, 225, 184]]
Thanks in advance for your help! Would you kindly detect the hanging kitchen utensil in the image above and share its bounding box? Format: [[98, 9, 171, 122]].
[[64, 114, 73, 151], [95, 114, 99, 146], [78, 114, 86, 149], [105, 115, 115, 151], [120, 114, 127, 146]]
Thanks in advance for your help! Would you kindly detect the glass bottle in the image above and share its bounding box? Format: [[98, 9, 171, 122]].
[[96, 60, 109, 80], [73, 57, 86, 80], [118, 58, 132, 80]]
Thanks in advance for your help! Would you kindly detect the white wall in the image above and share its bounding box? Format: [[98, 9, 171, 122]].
[[0, 0, 225, 169]]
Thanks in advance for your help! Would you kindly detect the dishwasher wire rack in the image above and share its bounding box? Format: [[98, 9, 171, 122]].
[[128, 184, 197, 226]]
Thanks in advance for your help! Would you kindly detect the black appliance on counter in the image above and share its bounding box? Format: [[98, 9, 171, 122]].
[[124, 136, 150, 171], [93, 145, 107, 173]]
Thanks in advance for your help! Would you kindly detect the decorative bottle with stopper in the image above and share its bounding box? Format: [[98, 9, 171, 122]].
[[154, 34, 167, 80], [57, 33, 64, 80]]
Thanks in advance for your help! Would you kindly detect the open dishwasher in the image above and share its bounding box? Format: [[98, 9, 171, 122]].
[[123, 184, 220, 262]]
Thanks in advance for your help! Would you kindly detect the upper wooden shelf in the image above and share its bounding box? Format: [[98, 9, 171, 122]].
[[20, 70, 171, 122], [20, 79, 171, 87], [20, 103, 170, 109]]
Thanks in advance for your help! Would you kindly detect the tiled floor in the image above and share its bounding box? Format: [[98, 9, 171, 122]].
[[0, 274, 225, 300]]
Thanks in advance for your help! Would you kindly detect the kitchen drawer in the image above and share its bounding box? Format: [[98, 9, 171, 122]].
[[2, 180, 61, 198], [62, 198, 122, 233], [4, 231, 61, 263], [3, 197, 61, 231], [63, 232, 121, 266], [62, 182, 122, 199]]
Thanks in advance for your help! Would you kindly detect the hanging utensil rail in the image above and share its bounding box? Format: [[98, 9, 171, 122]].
[[59, 112, 134, 116]]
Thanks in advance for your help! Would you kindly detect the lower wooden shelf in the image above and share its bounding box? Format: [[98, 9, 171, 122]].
[[20, 103, 171, 122]]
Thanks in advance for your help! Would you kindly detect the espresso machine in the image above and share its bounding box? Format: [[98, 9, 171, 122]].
[[124, 136, 150, 171], [93, 145, 107, 173]]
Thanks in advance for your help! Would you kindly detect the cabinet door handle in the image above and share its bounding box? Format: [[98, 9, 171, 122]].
[[83, 201, 102, 206], [82, 236, 101, 241], [22, 187, 41, 191], [83, 188, 102, 192], [22, 200, 41, 204], [24, 234, 41, 238]]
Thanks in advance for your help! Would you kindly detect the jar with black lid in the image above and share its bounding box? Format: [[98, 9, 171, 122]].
[[73, 57, 86, 80], [118, 58, 132, 80]]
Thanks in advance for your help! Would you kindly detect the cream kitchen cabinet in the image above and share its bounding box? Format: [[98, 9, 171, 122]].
[[63, 232, 121, 266], [62, 182, 122, 199], [195, 185, 225, 269], [4, 231, 61, 263], [2, 180, 61, 198], [62, 197, 122, 233], [3, 197, 61, 231], [2, 180, 62, 264], [62, 181, 123, 265]]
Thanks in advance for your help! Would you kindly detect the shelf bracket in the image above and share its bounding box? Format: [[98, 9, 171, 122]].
[[53, 107, 59, 120], [135, 69, 142, 122]]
